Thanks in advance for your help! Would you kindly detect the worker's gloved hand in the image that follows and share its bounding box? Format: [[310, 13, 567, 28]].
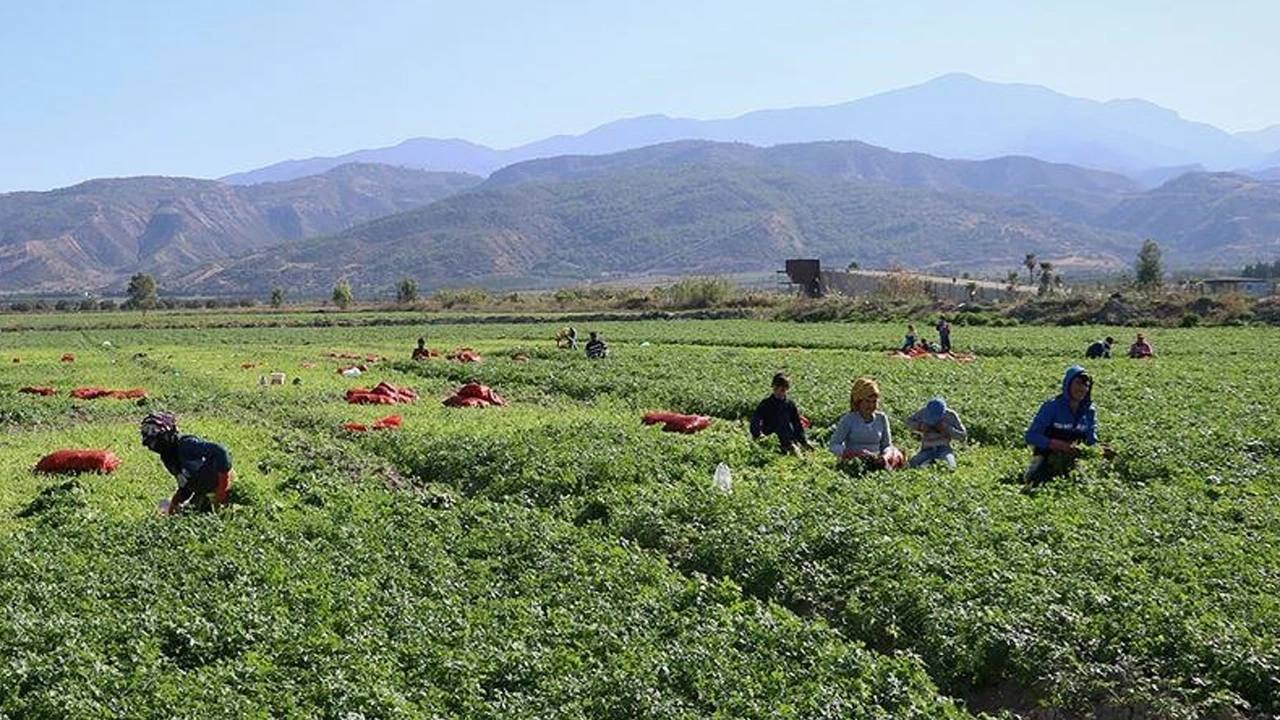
[[1047, 439, 1079, 457]]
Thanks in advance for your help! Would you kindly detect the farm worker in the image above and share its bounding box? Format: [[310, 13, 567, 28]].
[[906, 396, 967, 469], [556, 326, 578, 349], [750, 372, 814, 455], [1023, 365, 1111, 485], [1128, 333, 1154, 359], [918, 337, 941, 353], [141, 411, 235, 514], [585, 331, 609, 359], [1086, 336, 1114, 359], [412, 337, 430, 361], [900, 325, 917, 353], [935, 318, 952, 353], [829, 377, 906, 471]]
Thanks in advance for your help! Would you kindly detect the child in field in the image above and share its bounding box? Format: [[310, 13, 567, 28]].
[[906, 397, 967, 468], [1023, 366, 1111, 485], [585, 331, 609, 359], [750, 372, 814, 455], [412, 337, 430, 361], [141, 411, 235, 514], [829, 377, 906, 471]]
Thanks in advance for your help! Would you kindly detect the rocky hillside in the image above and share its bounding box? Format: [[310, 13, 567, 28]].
[[176, 156, 1136, 297], [0, 164, 481, 292]]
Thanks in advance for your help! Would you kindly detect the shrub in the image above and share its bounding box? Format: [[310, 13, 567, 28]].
[[660, 276, 735, 309]]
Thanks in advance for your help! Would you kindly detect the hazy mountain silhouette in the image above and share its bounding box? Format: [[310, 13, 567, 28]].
[[220, 73, 1269, 186], [1236, 124, 1280, 154]]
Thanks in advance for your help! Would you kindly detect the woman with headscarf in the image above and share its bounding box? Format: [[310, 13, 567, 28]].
[[141, 411, 235, 514], [829, 377, 905, 471]]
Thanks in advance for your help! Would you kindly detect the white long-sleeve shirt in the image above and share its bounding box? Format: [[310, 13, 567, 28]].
[[829, 411, 891, 457]]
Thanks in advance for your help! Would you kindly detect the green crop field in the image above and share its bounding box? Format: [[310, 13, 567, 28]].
[[1, 313, 1277, 719]]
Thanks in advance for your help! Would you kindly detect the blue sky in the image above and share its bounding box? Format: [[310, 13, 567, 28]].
[[1, 0, 1275, 192]]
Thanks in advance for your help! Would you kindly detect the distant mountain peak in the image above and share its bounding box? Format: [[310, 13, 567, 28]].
[[216, 73, 1271, 187]]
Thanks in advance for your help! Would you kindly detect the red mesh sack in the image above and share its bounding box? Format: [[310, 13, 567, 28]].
[[35, 449, 121, 474]]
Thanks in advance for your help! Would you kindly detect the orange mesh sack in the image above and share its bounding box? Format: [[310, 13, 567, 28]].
[[35, 449, 122, 474]]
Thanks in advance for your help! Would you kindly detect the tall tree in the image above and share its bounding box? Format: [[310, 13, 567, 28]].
[[332, 280, 354, 310], [1037, 261, 1054, 296], [1135, 239, 1164, 290], [396, 278, 419, 305], [124, 272, 158, 313], [270, 287, 286, 308], [1024, 253, 1037, 285]]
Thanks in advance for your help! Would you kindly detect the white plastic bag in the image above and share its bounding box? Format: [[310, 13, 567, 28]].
[[713, 462, 733, 492]]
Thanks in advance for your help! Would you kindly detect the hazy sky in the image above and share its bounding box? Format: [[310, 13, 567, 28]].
[[1, 0, 1275, 192]]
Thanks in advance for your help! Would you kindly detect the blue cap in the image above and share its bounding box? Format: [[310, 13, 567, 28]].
[[922, 397, 947, 426]]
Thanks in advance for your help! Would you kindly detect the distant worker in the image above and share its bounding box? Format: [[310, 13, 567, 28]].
[[829, 377, 905, 471], [935, 318, 952, 353], [1023, 366, 1111, 486], [1085, 336, 1114, 359], [141, 411, 235, 515], [412, 337, 430, 361], [906, 397, 967, 469], [918, 337, 941, 354], [556, 326, 579, 349], [585, 331, 609, 359], [750, 372, 814, 455], [1128, 333, 1154, 359], [900, 325, 917, 353]]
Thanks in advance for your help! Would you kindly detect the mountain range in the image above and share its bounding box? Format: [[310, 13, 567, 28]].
[[0, 164, 480, 292], [173, 140, 1279, 297], [4, 73, 1280, 296], [220, 74, 1280, 187]]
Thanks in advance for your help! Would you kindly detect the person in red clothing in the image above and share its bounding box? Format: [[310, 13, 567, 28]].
[[1128, 333, 1154, 358], [141, 411, 235, 514]]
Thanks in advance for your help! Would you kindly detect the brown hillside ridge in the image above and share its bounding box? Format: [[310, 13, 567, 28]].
[[0, 164, 481, 292], [6, 141, 1280, 295]]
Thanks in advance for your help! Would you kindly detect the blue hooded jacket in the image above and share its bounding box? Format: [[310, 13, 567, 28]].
[[158, 434, 233, 494], [1025, 365, 1098, 455]]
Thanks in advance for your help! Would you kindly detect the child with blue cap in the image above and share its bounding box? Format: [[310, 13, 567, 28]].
[[906, 397, 967, 468]]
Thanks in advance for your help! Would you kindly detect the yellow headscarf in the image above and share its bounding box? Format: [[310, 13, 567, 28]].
[[849, 377, 880, 410]]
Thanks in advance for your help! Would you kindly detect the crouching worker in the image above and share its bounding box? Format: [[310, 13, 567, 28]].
[[585, 331, 609, 359], [750, 372, 814, 455], [141, 411, 234, 514], [907, 397, 967, 469], [830, 377, 906, 471], [1024, 366, 1110, 486], [412, 337, 431, 361]]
